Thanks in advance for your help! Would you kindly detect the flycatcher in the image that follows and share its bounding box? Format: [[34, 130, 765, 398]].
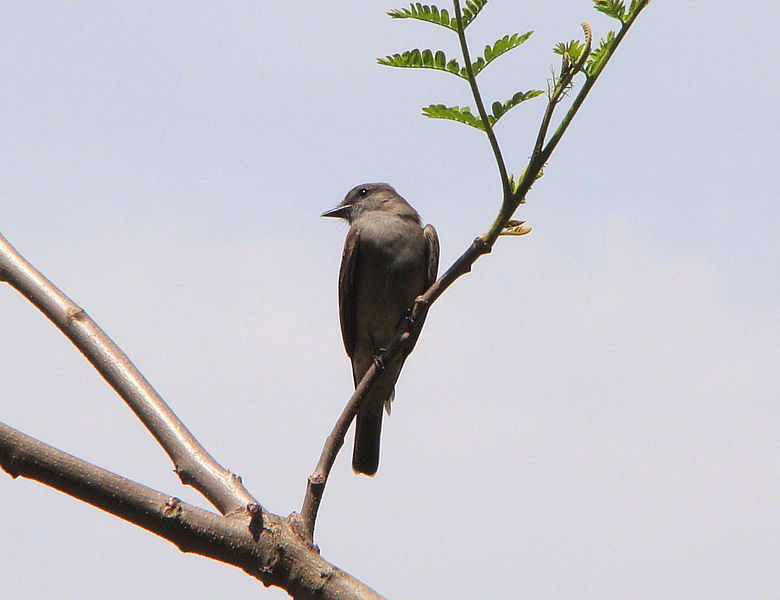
[[323, 183, 439, 475]]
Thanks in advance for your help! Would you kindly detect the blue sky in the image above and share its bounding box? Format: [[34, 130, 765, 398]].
[[1, 2, 777, 598]]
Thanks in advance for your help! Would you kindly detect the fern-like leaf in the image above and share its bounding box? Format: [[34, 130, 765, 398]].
[[378, 49, 466, 78], [585, 30, 616, 77], [422, 104, 486, 130], [381, 31, 534, 80], [387, 3, 453, 30], [490, 89, 544, 123], [472, 31, 533, 75], [387, 0, 487, 31], [459, 0, 488, 29], [594, 0, 627, 22], [423, 89, 543, 131]]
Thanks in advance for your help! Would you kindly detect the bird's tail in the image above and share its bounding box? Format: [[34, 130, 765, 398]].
[[351, 356, 402, 476], [352, 407, 384, 476]]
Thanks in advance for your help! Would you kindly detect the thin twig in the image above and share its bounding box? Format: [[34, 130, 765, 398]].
[[299, 362, 385, 537], [0, 421, 384, 600], [0, 232, 257, 515], [299, 237, 491, 540], [483, 10, 645, 244], [532, 23, 592, 162], [540, 9, 646, 163]]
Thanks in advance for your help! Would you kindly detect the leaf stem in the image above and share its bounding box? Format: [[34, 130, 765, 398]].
[[533, 23, 592, 161], [540, 5, 647, 163], [482, 5, 647, 244], [453, 0, 511, 197]]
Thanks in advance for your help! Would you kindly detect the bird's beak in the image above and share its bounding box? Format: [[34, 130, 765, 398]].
[[321, 205, 351, 219]]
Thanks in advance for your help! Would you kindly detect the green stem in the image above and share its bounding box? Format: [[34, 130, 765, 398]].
[[533, 23, 591, 160], [453, 0, 511, 197], [483, 3, 649, 244], [541, 6, 647, 164]]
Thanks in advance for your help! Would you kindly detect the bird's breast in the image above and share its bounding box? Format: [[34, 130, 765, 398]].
[[352, 217, 428, 342]]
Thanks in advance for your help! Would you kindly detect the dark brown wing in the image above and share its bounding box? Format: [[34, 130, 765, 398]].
[[338, 226, 360, 358], [423, 224, 440, 288], [402, 223, 440, 358]]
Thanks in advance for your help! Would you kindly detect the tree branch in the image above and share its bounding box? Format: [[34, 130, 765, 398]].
[[301, 3, 652, 537], [0, 4, 652, 597], [299, 237, 491, 540], [0, 232, 256, 515], [0, 421, 384, 600]]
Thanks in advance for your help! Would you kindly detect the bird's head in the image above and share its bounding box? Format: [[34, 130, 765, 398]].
[[322, 183, 420, 224]]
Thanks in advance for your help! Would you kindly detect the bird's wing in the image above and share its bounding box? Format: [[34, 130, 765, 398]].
[[338, 226, 360, 358], [423, 224, 440, 288]]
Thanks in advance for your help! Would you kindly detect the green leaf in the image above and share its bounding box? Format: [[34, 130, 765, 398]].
[[422, 89, 543, 132], [554, 39, 588, 64], [460, 0, 488, 29], [387, 3, 453, 30], [585, 30, 616, 77], [378, 48, 466, 79], [594, 0, 627, 22], [422, 104, 486, 130], [489, 89, 544, 124], [627, 0, 650, 19], [508, 173, 521, 196], [387, 0, 487, 31], [471, 31, 534, 76], [508, 167, 543, 197]]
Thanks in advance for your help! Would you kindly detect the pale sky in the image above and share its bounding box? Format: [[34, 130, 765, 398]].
[[1, 2, 777, 599]]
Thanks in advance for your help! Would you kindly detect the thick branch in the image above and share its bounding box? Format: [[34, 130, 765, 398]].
[[300, 237, 491, 540], [0, 421, 384, 600], [0, 232, 256, 515]]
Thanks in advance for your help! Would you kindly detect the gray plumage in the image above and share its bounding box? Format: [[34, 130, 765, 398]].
[[322, 183, 439, 475]]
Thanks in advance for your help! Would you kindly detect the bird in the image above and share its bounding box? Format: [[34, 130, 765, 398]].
[[322, 183, 439, 475]]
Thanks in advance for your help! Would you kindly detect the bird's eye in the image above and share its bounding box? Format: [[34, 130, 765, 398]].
[[358, 188, 369, 197]]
